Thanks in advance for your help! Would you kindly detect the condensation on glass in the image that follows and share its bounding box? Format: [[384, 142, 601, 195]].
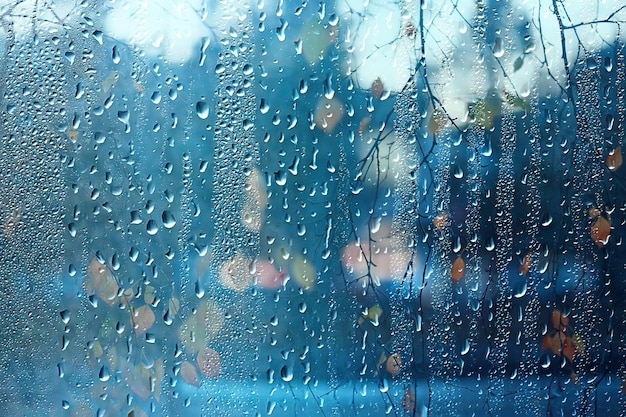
[[0, 0, 625, 416]]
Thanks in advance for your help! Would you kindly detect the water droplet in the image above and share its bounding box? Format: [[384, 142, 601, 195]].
[[280, 365, 293, 382], [461, 339, 471, 355], [64, 51, 75, 64], [323, 75, 334, 99], [276, 19, 288, 41], [112, 45, 120, 64], [275, 171, 287, 186], [196, 101, 209, 119], [98, 366, 110, 382], [260, 98, 270, 114], [151, 91, 162, 104], [146, 220, 158, 235], [162, 211, 176, 228], [453, 165, 464, 179], [493, 37, 504, 58]]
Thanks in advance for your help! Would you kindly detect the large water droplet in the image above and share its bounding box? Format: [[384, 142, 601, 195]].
[[196, 101, 209, 119], [146, 219, 158, 235], [162, 211, 176, 228], [280, 365, 293, 382]]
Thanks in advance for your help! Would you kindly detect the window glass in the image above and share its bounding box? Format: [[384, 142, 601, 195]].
[[1, 1, 625, 416]]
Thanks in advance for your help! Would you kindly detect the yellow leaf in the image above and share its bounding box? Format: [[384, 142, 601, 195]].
[[168, 297, 180, 317], [300, 20, 331, 65], [91, 340, 103, 359], [291, 254, 316, 291], [144, 285, 156, 305]]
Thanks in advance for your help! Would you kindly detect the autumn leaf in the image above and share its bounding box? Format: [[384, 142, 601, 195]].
[[314, 97, 344, 133], [85, 258, 119, 306], [197, 347, 221, 379], [300, 20, 332, 65], [590, 216, 611, 247], [357, 116, 371, 135], [178, 299, 224, 354], [427, 110, 447, 135], [451, 257, 465, 283], [433, 212, 447, 231], [371, 77, 384, 99], [550, 309, 569, 331], [588, 208, 600, 219], [180, 361, 199, 387], [132, 305, 156, 335], [220, 253, 254, 291], [144, 285, 156, 305], [254, 260, 285, 289], [607, 147, 622, 172], [520, 252, 531, 277], [291, 254, 316, 291], [168, 297, 180, 317], [358, 305, 383, 326], [402, 387, 416, 415], [386, 353, 402, 377]]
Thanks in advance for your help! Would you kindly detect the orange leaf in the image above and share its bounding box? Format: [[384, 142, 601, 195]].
[[197, 347, 221, 379], [520, 252, 531, 277], [371, 77, 384, 99], [180, 361, 199, 387], [357, 117, 371, 135], [607, 147, 622, 171], [133, 305, 156, 335], [433, 212, 447, 231], [550, 309, 569, 331], [590, 216, 611, 247], [588, 208, 600, 219], [451, 257, 465, 283], [402, 387, 416, 414], [386, 353, 402, 377]]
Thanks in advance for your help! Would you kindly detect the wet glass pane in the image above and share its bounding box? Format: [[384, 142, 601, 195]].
[[1, 1, 626, 416]]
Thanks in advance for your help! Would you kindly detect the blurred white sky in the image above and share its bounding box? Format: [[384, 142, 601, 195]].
[[6, 0, 623, 104]]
